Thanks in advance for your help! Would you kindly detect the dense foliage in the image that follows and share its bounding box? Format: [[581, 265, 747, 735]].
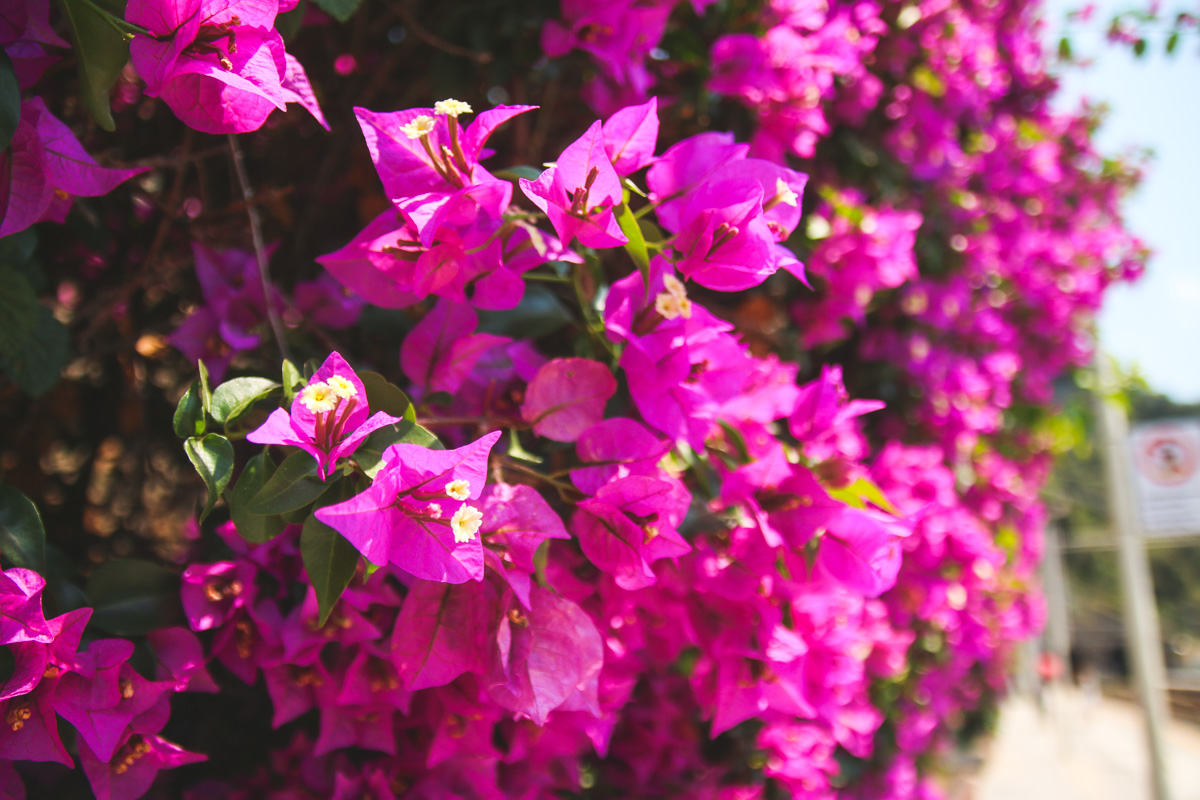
[[0, 0, 1146, 798]]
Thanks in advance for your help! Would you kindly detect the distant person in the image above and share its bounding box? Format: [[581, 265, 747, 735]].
[[1037, 651, 1064, 714]]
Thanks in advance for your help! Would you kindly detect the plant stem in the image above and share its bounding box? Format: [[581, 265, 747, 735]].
[[227, 134, 290, 362]]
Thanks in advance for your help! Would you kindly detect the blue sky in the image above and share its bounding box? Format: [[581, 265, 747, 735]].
[[1042, 0, 1200, 402]]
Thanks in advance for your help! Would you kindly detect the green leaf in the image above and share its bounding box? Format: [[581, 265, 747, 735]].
[[209, 377, 280, 426], [282, 359, 305, 403], [184, 434, 234, 522], [506, 428, 542, 464], [172, 381, 205, 438], [0, 267, 40, 358], [716, 421, 751, 464], [57, 0, 130, 132], [0, 486, 47, 574], [0, 229, 40, 272], [0, 49, 20, 153], [245, 450, 330, 515], [197, 360, 213, 414], [85, 558, 181, 636], [276, 0, 307, 39], [0, 306, 68, 396], [311, 0, 363, 23], [300, 503, 359, 626], [638, 217, 665, 244], [495, 166, 545, 182], [358, 371, 415, 420], [827, 477, 899, 516], [1133, 38, 1147, 56], [356, 421, 442, 479], [425, 391, 452, 407], [1167, 31, 1179, 54], [230, 452, 287, 544], [614, 200, 650, 290], [477, 284, 573, 338]]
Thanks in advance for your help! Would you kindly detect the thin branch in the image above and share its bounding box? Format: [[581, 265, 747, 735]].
[[227, 134, 290, 362], [391, 0, 492, 64]]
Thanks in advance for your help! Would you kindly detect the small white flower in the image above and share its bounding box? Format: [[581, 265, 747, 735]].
[[774, 177, 799, 207], [662, 273, 688, 299], [445, 479, 471, 501], [433, 99, 473, 118], [298, 381, 338, 413], [451, 505, 483, 543], [325, 375, 358, 401], [399, 115, 436, 139], [654, 291, 692, 320], [427, 503, 443, 519]]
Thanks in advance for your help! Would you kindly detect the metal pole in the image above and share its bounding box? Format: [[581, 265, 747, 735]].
[[1096, 352, 1173, 800], [1042, 522, 1073, 670]]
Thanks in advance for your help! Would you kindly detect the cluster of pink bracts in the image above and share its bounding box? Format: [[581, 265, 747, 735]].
[[0, 0, 1145, 798]]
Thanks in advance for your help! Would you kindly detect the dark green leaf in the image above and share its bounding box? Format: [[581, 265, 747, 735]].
[[184, 434, 234, 522], [425, 391, 452, 407], [0, 306, 68, 396], [614, 201, 650, 290], [282, 359, 305, 403], [359, 371, 414, 420], [0, 229, 40, 271], [230, 452, 287, 544], [86, 558, 181, 636], [356, 421, 442, 479], [173, 381, 205, 438], [246, 450, 330, 515], [495, 166, 545, 181], [0, 267, 40, 358], [477, 284, 573, 338], [311, 0, 363, 23], [0, 646, 14, 687], [210, 377, 280, 426], [300, 505, 359, 626], [1167, 31, 1179, 54], [638, 217, 665, 244], [0, 485, 46, 574], [0, 49, 20, 153], [1133, 38, 1147, 56], [57, 0, 130, 132], [276, 0, 306, 39]]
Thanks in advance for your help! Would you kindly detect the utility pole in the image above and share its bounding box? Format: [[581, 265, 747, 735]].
[[1041, 522, 1072, 672], [1096, 352, 1173, 800]]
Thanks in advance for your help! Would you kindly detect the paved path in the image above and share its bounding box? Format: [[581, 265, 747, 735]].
[[971, 688, 1200, 800]]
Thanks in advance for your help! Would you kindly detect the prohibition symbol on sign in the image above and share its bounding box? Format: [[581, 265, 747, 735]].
[[1134, 426, 1199, 487]]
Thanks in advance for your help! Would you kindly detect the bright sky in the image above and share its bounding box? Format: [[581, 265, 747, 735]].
[[1043, 0, 1200, 402]]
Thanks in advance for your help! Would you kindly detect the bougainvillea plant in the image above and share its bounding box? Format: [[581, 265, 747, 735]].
[[0, 0, 1146, 798]]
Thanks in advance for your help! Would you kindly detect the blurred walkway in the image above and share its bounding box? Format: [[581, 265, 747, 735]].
[[971, 688, 1200, 800]]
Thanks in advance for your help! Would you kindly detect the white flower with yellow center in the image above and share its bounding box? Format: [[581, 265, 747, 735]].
[[434, 99, 473, 118], [325, 375, 358, 401], [450, 505, 483, 543], [774, 177, 799, 207], [298, 381, 338, 413], [445, 479, 471, 501], [662, 273, 687, 299], [400, 115, 436, 139], [654, 291, 693, 320]]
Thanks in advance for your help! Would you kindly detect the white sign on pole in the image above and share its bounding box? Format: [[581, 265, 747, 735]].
[[1129, 418, 1200, 537]]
